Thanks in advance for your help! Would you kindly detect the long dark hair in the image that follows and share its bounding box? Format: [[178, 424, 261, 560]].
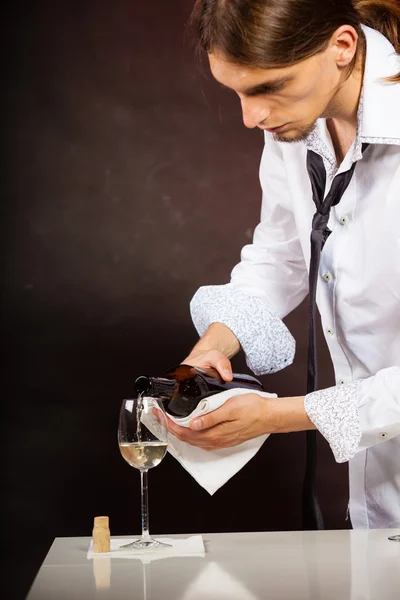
[[190, 0, 400, 82]]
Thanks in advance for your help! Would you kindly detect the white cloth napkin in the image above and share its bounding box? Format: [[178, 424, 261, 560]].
[[87, 535, 205, 560], [143, 388, 276, 495]]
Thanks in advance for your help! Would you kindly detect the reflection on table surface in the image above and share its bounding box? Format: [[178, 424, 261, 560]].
[[27, 530, 400, 600]]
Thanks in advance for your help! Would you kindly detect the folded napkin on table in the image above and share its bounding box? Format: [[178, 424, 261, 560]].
[[87, 535, 205, 560], [143, 387, 276, 495]]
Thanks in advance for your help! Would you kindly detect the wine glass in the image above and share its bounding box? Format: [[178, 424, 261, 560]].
[[118, 395, 170, 550]]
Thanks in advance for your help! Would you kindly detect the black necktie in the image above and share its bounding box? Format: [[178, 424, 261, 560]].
[[302, 143, 369, 531]]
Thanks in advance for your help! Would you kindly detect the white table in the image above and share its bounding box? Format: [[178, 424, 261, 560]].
[[26, 530, 399, 599]]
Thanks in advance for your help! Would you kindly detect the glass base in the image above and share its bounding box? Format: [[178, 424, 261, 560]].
[[119, 538, 172, 550]]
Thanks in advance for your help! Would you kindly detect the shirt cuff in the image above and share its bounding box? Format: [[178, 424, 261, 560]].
[[304, 381, 362, 463], [189, 283, 295, 376]]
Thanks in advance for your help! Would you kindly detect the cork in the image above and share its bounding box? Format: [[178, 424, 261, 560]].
[[92, 515, 111, 553]]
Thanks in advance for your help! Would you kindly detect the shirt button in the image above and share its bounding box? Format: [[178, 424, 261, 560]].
[[323, 271, 333, 282], [379, 432, 387, 439], [327, 328, 335, 335], [339, 215, 349, 225], [339, 379, 345, 385]]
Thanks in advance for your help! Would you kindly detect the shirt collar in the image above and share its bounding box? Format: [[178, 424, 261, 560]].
[[360, 25, 400, 142], [304, 25, 400, 179]]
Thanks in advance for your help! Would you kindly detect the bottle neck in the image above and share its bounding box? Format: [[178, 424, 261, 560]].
[[135, 375, 176, 399]]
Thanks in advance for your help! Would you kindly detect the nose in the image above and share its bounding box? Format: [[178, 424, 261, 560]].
[[240, 97, 270, 129]]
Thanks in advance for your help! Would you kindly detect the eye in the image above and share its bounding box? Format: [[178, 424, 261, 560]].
[[247, 82, 285, 97], [260, 83, 284, 95]]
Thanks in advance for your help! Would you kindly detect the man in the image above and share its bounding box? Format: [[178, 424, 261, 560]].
[[167, 0, 400, 529]]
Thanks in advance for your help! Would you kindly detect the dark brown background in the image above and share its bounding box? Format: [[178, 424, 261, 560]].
[[2, 1, 349, 598]]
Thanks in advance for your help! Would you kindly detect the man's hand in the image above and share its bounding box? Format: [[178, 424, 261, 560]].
[[167, 394, 315, 450], [182, 322, 241, 381], [167, 393, 275, 450], [182, 348, 233, 382]]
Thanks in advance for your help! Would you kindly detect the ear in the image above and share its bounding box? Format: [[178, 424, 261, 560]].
[[329, 25, 359, 68]]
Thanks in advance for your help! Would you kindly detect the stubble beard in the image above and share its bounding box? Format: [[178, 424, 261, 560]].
[[273, 120, 317, 143]]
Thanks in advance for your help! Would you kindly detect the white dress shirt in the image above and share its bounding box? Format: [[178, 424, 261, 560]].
[[190, 26, 400, 529]]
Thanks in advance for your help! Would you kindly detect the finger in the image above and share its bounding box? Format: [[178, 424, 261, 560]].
[[183, 350, 233, 382], [215, 357, 233, 381], [203, 350, 232, 381], [167, 417, 220, 447], [152, 407, 165, 424], [166, 417, 185, 437], [189, 403, 234, 431], [167, 418, 202, 443], [168, 428, 215, 448]]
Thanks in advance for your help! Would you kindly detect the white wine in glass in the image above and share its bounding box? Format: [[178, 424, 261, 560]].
[[118, 395, 170, 550]]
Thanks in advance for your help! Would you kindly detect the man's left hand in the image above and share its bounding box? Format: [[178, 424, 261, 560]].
[[166, 393, 277, 451]]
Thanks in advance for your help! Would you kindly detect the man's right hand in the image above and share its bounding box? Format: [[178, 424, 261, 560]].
[[181, 322, 240, 382], [181, 349, 233, 382]]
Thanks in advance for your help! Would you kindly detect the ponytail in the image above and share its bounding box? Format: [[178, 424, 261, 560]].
[[191, 1, 400, 81]]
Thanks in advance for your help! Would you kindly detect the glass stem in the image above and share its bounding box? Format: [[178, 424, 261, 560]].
[[140, 469, 151, 542]]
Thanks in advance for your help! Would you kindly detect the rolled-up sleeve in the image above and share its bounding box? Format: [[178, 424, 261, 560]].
[[190, 283, 295, 375], [304, 366, 400, 463], [190, 133, 309, 376]]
